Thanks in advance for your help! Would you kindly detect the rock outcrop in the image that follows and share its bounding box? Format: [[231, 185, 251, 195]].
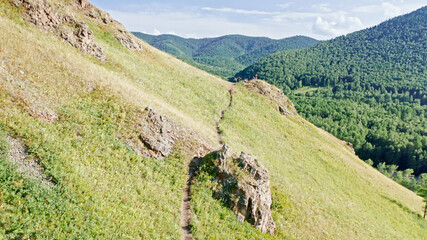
[[9, 0, 143, 61], [77, 0, 90, 9], [127, 107, 211, 159], [9, 0, 61, 29], [76, 0, 143, 51], [115, 27, 143, 52], [10, 0, 107, 61], [60, 21, 107, 62], [211, 144, 276, 235], [139, 107, 180, 157], [243, 79, 297, 116], [346, 141, 356, 154]]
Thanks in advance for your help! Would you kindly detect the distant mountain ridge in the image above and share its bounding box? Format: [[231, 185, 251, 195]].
[[132, 33, 319, 78]]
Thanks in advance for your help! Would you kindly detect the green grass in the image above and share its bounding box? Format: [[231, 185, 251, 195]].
[[0, 1, 426, 239], [0, 3, 228, 236], [0, 131, 96, 239], [0, 89, 189, 239], [88, 22, 230, 145], [208, 84, 427, 239]]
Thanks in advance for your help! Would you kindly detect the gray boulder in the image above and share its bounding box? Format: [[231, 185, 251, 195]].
[[139, 107, 179, 157]]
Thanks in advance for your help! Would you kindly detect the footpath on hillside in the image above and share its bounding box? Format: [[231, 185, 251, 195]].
[[180, 85, 235, 240]]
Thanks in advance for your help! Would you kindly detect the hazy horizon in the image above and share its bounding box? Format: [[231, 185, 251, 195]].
[[90, 0, 426, 40]]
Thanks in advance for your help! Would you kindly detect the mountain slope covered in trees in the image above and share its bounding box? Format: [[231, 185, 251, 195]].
[[132, 32, 319, 78], [237, 6, 427, 176]]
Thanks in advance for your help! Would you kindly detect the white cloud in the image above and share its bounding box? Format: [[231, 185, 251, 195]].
[[381, 3, 403, 17], [312, 4, 332, 12], [271, 12, 321, 23], [277, 2, 294, 9], [312, 13, 363, 37], [107, 10, 280, 39], [104, 1, 425, 41], [201, 7, 278, 15], [153, 29, 161, 35], [352, 2, 404, 17]]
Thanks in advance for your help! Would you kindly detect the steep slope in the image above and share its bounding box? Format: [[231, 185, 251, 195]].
[[0, 1, 426, 239], [191, 82, 426, 239], [0, 0, 228, 238], [132, 33, 318, 78], [236, 7, 427, 175]]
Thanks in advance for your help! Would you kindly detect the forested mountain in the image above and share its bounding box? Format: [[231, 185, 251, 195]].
[[237, 7, 427, 175], [132, 32, 318, 78]]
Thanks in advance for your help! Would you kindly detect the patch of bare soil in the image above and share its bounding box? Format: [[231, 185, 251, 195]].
[[5, 136, 53, 186]]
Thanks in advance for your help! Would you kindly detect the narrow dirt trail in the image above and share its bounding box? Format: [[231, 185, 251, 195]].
[[216, 86, 234, 144], [180, 85, 235, 240], [180, 157, 202, 240]]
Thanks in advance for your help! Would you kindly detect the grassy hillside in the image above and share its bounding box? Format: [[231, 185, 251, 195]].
[[203, 85, 426, 239], [0, 0, 426, 239], [237, 7, 427, 176], [0, 0, 228, 238], [132, 33, 318, 78]]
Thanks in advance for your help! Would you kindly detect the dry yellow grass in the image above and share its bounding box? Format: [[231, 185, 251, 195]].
[[0, 8, 230, 147]]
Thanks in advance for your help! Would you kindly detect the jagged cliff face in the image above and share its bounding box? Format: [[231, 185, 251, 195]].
[[9, 0, 142, 61]]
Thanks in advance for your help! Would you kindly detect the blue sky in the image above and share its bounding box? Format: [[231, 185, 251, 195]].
[[90, 0, 426, 40]]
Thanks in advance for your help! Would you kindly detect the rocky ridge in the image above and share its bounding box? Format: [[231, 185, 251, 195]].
[[9, 0, 142, 61]]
